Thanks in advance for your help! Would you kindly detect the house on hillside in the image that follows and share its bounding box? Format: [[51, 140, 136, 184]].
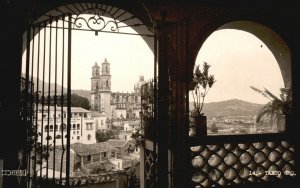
[[107, 139, 139, 157], [70, 142, 122, 174], [91, 111, 109, 130]]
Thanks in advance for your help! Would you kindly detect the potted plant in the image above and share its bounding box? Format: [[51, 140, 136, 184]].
[[190, 62, 216, 136], [250, 86, 292, 132]]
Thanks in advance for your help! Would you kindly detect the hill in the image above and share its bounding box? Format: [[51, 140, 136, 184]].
[[190, 99, 263, 117], [22, 75, 91, 101]]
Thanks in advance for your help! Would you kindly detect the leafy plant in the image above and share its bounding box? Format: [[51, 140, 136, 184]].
[[96, 130, 116, 142], [250, 86, 292, 123], [191, 62, 216, 116]]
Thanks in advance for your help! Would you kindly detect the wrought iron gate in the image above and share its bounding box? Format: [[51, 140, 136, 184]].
[[21, 14, 73, 187], [20, 3, 155, 188]]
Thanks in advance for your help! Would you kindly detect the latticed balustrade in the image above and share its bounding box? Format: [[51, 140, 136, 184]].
[[190, 141, 295, 187]]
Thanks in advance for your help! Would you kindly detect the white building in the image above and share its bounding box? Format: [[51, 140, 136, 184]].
[[36, 106, 102, 145], [91, 111, 110, 130]]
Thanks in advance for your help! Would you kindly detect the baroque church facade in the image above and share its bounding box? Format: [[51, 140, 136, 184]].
[[90, 58, 146, 120]]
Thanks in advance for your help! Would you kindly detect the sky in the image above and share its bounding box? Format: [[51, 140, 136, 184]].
[[22, 18, 285, 105], [194, 29, 284, 104], [71, 26, 154, 93]]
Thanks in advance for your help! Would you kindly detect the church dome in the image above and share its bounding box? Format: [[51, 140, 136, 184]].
[[134, 75, 146, 89]]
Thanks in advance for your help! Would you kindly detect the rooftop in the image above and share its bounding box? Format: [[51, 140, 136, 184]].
[[91, 111, 107, 117], [37, 105, 90, 113], [71, 142, 115, 156], [107, 139, 131, 148]]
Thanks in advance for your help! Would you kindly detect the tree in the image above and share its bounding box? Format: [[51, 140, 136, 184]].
[[70, 94, 91, 110], [250, 86, 292, 123], [42, 94, 91, 110], [96, 130, 116, 142]]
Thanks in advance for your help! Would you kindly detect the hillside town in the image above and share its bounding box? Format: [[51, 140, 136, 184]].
[[35, 58, 144, 187]]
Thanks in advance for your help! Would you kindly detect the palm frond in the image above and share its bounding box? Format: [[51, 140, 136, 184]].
[[263, 88, 280, 101], [250, 86, 269, 99], [253, 86, 292, 123]]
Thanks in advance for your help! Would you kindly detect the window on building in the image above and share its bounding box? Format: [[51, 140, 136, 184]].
[[61, 123, 67, 131], [93, 154, 100, 162], [49, 125, 53, 132], [86, 123, 93, 130], [55, 135, 61, 139], [87, 134, 91, 141], [77, 124, 80, 130], [83, 155, 92, 165], [73, 124, 76, 130], [55, 124, 58, 131], [45, 125, 49, 132], [77, 136, 80, 140]]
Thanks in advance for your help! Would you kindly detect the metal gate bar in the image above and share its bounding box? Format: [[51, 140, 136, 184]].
[[21, 14, 72, 187], [66, 14, 72, 188]]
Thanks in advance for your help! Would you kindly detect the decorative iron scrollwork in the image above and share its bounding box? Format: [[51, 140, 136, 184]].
[[73, 8, 119, 32]]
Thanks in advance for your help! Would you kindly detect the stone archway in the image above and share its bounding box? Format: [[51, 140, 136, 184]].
[[19, 2, 156, 187], [22, 2, 155, 56], [190, 20, 291, 88]]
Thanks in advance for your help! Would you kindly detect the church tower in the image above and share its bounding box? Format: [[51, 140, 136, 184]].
[[90, 62, 101, 111], [99, 58, 112, 118]]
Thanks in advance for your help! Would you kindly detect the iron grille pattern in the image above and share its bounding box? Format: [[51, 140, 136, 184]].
[[33, 3, 153, 37], [144, 148, 157, 188], [141, 80, 155, 140], [190, 141, 295, 187], [34, 172, 119, 187], [141, 78, 158, 188]]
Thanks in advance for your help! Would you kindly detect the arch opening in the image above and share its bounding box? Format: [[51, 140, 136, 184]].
[[20, 2, 155, 184], [190, 21, 291, 135]]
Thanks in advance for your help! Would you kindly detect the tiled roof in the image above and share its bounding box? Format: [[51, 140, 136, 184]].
[[107, 139, 128, 148], [66, 107, 90, 113], [107, 139, 135, 148], [71, 142, 114, 156], [37, 105, 90, 113], [90, 111, 101, 117], [91, 111, 107, 117]]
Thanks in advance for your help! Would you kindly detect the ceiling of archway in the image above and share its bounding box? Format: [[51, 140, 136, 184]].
[[32, 3, 154, 37]]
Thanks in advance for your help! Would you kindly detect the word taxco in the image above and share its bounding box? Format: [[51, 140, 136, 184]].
[[1, 169, 27, 176]]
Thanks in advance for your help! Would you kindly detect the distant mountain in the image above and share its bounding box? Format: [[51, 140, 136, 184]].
[[72, 89, 91, 102], [190, 99, 264, 117], [22, 75, 91, 101], [24, 75, 264, 117]]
